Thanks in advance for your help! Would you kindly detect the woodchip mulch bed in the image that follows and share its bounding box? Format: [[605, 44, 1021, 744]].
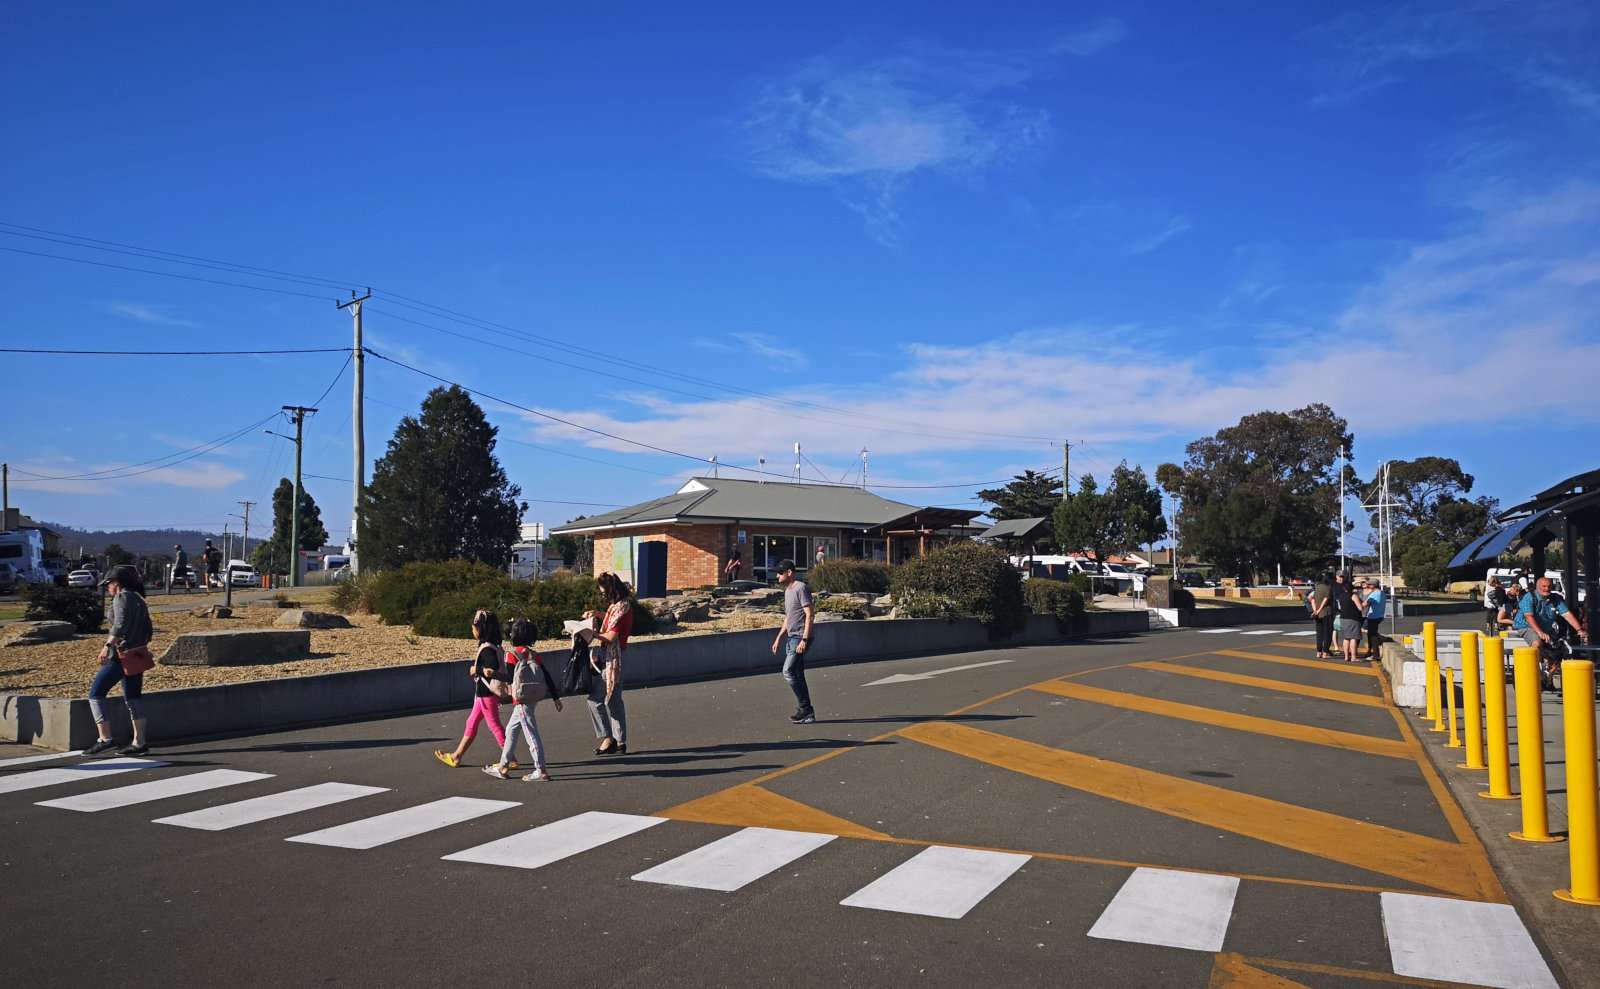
[[1, 607, 788, 699]]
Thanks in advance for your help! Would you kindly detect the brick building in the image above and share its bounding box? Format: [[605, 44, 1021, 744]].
[[550, 477, 982, 593]]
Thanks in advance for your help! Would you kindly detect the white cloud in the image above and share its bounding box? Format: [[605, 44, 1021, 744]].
[[1125, 215, 1193, 255], [522, 180, 1600, 480], [729, 332, 809, 368], [10, 460, 246, 496], [107, 302, 197, 327], [742, 25, 1121, 243]]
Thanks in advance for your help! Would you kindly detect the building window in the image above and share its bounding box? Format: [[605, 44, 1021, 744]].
[[850, 538, 887, 561]]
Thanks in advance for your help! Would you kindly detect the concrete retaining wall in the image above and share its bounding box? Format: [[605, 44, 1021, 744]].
[[2, 610, 1148, 750]]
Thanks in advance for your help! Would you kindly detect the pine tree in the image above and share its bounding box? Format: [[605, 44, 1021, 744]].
[[252, 478, 329, 575], [359, 386, 525, 569]]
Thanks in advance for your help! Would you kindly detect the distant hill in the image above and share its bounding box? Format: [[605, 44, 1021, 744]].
[[44, 522, 226, 559]]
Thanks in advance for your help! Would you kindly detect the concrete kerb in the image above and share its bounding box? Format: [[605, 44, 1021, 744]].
[[0, 610, 1148, 750], [1150, 604, 1312, 628]]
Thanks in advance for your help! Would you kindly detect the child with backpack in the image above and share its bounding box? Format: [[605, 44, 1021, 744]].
[[434, 609, 512, 769], [483, 618, 563, 781]]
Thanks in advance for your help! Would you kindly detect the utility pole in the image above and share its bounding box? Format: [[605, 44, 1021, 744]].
[[278, 406, 317, 587], [2, 462, 8, 519], [337, 289, 371, 574], [1339, 444, 1347, 574], [1062, 440, 1070, 501], [237, 500, 255, 565]]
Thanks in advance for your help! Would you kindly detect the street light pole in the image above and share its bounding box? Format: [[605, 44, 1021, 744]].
[[271, 407, 318, 588]]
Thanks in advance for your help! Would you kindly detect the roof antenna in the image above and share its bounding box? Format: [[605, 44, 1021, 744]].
[[794, 442, 801, 484], [861, 447, 869, 490], [710, 455, 718, 479], [758, 457, 765, 485]]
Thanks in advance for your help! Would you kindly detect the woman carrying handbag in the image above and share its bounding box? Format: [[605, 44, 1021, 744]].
[[84, 565, 156, 756]]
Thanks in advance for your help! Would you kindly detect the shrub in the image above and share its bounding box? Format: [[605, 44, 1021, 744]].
[[815, 594, 868, 620], [329, 569, 379, 614], [1065, 573, 1092, 598], [1023, 578, 1085, 632], [810, 560, 892, 595], [411, 579, 533, 639], [890, 542, 1025, 637], [526, 571, 603, 639], [370, 560, 507, 626], [23, 585, 104, 633]]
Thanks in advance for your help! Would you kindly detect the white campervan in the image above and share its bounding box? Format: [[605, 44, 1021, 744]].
[[0, 528, 49, 585]]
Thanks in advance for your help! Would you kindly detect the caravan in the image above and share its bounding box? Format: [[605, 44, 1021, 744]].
[[0, 528, 49, 585]]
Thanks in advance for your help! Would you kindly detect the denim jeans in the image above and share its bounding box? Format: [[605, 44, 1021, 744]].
[[782, 634, 812, 714], [88, 660, 145, 723]]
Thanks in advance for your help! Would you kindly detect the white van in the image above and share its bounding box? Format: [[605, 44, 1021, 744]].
[[0, 529, 49, 585], [225, 559, 259, 588]]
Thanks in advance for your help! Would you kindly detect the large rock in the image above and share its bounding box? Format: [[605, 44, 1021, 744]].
[[671, 601, 713, 623], [274, 609, 352, 630], [159, 628, 312, 666], [1, 620, 77, 647], [191, 605, 233, 619]]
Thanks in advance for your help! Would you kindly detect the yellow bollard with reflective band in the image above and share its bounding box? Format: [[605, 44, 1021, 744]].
[[1424, 622, 1444, 731], [1445, 667, 1461, 748], [1510, 646, 1563, 844], [1481, 637, 1515, 800], [1460, 632, 1486, 770], [1556, 661, 1600, 905]]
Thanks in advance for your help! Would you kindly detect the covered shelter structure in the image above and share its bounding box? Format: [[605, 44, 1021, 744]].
[[1447, 468, 1599, 635], [976, 516, 1053, 561]]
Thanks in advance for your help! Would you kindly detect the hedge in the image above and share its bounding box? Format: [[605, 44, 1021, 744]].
[[815, 594, 868, 620], [890, 542, 1025, 637], [370, 560, 507, 626], [809, 560, 892, 595], [402, 567, 656, 641], [1022, 578, 1085, 632], [23, 585, 105, 633]]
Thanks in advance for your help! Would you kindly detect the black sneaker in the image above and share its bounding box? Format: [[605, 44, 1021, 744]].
[[83, 739, 118, 756], [118, 744, 150, 757], [789, 711, 815, 724]]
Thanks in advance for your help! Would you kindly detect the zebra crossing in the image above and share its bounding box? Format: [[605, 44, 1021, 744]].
[[0, 753, 1560, 988], [1193, 628, 1316, 637]]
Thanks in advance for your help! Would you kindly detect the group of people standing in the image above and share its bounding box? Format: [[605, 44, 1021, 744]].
[[1307, 572, 1386, 662]]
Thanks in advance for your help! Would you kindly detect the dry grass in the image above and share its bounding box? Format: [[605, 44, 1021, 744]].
[[0, 605, 789, 699]]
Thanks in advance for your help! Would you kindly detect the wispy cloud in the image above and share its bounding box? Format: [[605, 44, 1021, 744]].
[[730, 332, 809, 367], [107, 302, 197, 327], [1125, 215, 1193, 255], [10, 459, 246, 496], [524, 180, 1600, 477], [1308, 1, 1600, 115], [742, 22, 1124, 244]]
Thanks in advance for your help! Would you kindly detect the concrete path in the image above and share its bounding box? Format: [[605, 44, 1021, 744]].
[[0, 620, 1574, 987]]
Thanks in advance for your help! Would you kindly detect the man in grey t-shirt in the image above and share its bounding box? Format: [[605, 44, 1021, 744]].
[[770, 558, 816, 723]]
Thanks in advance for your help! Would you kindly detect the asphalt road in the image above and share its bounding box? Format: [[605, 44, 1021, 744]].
[[0, 618, 1566, 988]]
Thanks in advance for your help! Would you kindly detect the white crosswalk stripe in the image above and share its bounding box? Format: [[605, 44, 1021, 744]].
[[444, 810, 664, 870], [1238, 630, 1284, 636], [633, 826, 835, 892], [0, 749, 84, 768], [37, 769, 272, 812], [1087, 867, 1239, 952], [0, 757, 167, 795], [1196, 628, 1240, 634], [840, 845, 1029, 920], [287, 796, 518, 849], [154, 782, 390, 831], [1280, 630, 1317, 636], [1380, 892, 1558, 989]]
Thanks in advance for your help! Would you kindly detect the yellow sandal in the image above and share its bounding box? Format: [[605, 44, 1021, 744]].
[[434, 750, 459, 768]]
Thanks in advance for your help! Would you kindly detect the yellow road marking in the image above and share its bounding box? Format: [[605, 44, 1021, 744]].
[[1212, 648, 1379, 677], [1029, 680, 1410, 759], [899, 721, 1501, 900], [1209, 953, 1313, 988], [1134, 661, 1386, 707], [1244, 956, 1486, 987], [1272, 641, 1320, 650], [658, 783, 892, 840]]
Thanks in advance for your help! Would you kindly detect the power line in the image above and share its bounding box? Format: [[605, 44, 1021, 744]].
[[0, 245, 330, 300], [0, 221, 1051, 444], [365, 347, 1057, 490], [2, 347, 348, 356], [8, 413, 280, 482], [303, 474, 352, 483], [309, 351, 354, 409]]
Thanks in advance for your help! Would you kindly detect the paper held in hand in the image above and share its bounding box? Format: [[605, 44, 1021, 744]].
[[563, 619, 595, 637]]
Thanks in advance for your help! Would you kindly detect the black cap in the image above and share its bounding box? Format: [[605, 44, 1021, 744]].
[[100, 564, 139, 587], [776, 558, 797, 574]]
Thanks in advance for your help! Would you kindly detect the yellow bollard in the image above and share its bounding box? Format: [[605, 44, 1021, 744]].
[[1509, 646, 1563, 844], [1481, 637, 1516, 800], [1556, 661, 1600, 904], [1425, 622, 1445, 732], [1460, 632, 1486, 770], [1445, 667, 1461, 748]]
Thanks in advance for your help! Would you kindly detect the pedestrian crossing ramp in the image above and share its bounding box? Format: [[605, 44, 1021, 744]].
[[1, 751, 1560, 988]]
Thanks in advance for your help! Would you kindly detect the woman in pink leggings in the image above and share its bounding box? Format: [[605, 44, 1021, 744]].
[[434, 610, 510, 768]]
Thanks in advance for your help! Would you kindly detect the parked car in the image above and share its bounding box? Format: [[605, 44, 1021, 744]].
[[226, 560, 259, 588], [1101, 562, 1144, 594], [1177, 570, 1212, 588], [66, 567, 100, 588]]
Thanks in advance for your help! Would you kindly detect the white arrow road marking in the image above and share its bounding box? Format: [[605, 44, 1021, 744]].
[[863, 660, 1013, 687]]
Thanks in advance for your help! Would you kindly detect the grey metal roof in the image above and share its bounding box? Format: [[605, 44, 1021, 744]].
[[977, 517, 1050, 541], [550, 477, 926, 534]]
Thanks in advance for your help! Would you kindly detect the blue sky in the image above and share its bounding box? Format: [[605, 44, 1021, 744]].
[[3, 2, 1598, 548]]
